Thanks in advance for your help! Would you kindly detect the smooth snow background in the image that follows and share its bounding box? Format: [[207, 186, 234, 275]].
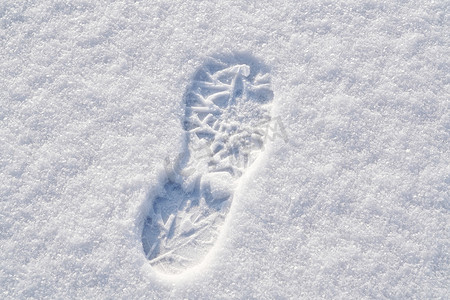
[[1, 0, 448, 298]]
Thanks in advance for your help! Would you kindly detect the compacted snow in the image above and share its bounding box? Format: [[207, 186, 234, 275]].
[[1, 0, 448, 298]]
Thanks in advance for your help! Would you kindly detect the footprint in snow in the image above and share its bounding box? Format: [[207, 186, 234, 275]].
[[141, 52, 274, 274]]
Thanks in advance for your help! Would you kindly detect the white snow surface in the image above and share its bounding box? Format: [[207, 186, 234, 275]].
[[1, 0, 449, 298]]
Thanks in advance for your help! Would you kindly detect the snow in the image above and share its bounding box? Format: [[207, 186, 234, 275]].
[[1, 0, 448, 298]]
